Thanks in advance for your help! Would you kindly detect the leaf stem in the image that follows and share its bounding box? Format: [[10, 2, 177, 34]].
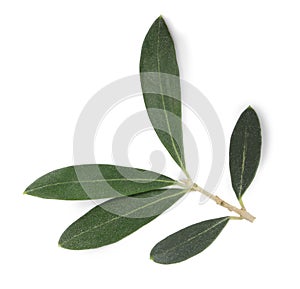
[[182, 168, 191, 181], [238, 198, 246, 210], [192, 184, 256, 223]]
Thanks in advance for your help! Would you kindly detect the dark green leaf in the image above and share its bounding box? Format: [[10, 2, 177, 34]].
[[140, 16, 187, 174], [24, 164, 176, 200], [59, 189, 186, 249], [229, 107, 262, 201], [150, 217, 229, 264]]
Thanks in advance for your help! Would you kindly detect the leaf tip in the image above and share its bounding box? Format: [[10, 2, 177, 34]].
[[23, 191, 27, 195], [246, 105, 257, 113], [157, 15, 166, 24], [150, 248, 160, 263], [245, 106, 259, 118], [58, 239, 66, 248]]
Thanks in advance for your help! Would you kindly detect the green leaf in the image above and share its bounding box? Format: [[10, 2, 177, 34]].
[[229, 107, 262, 202], [140, 16, 187, 174], [59, 189, 187, 249], [24, 164, 176, 200], [150, 217, 229, 264]]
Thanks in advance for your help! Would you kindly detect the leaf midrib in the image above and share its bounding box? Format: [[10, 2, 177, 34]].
[[26, 178, 175, 193], [238, 128, 248, 198], [156, 18, 184, 171], [60, 189, 187, 246]]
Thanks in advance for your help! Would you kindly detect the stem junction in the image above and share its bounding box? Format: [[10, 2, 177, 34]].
[[180, 182, 256, 223]]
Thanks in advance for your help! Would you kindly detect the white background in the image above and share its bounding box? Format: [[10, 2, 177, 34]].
[[1, 0, 299, 288]]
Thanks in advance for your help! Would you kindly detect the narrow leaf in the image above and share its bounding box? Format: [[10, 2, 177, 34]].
[[24, 164, 176, 200], [150, 217, 229, 264], [229, 107, 262, 201], [59, 189, 186, 249], [140, 16, 186, 173]]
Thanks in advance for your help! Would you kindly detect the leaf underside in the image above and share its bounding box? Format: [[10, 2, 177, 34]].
[[229, 107, 262, 200], [59, 189, 186, 250], [140, 16, 186, 173], [24, 164, 176, 200], [150, 217, 229, 264]]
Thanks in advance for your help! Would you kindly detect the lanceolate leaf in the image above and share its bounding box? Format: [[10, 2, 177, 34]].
[[140, 16, 187, 174], [24, 165, 176, 200], [150, 217, 229, 264], [229, 107, 262, 201], [59, 189, 187, 249]]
